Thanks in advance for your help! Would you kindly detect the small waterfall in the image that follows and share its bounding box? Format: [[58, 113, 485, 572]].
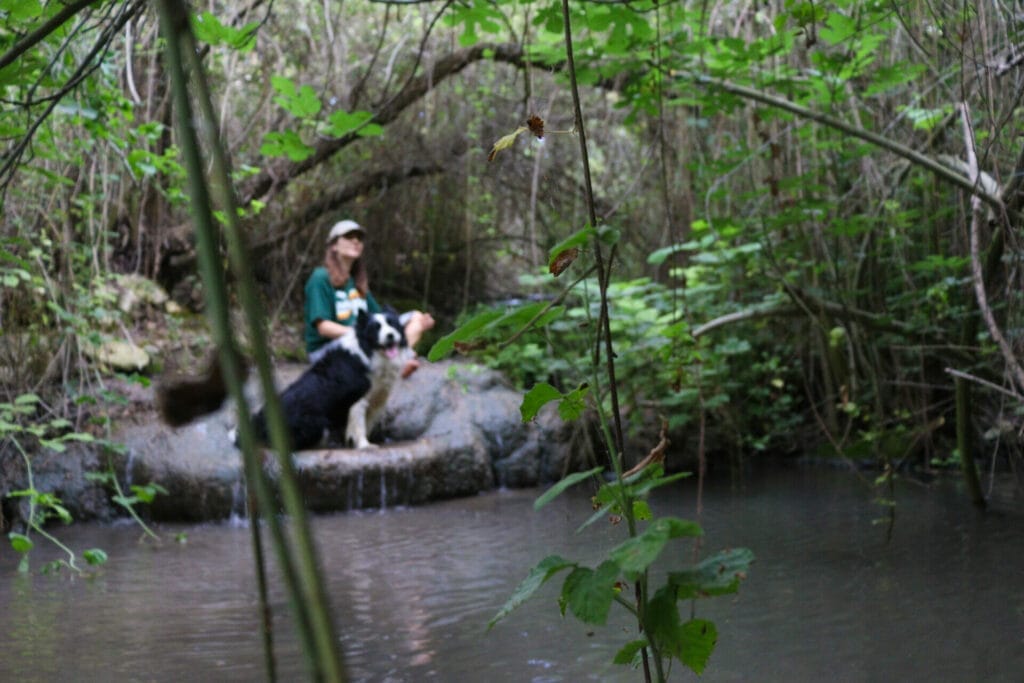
[[123, 449, 136, 489], [228, 477, 248, 527], [404, 465, 415, 507], [355, 471, 364, 509], [379, 467, 388, 510]]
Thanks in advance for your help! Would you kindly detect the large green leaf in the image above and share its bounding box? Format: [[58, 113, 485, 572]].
[[609, 517, 703, 578], [679, 619, 718, 675], [668, 547, 755, 599], [562, 561, 620, 625], [487, 555, 576, 630]]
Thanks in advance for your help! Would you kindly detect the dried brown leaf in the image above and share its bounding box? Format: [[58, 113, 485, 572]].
[[549, 247, 579, 277], [527, 114, 545, 139], [453, 340, 487, 354]]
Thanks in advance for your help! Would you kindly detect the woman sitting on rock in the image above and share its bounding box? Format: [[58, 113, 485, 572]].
[[304, 218, 434, 375]]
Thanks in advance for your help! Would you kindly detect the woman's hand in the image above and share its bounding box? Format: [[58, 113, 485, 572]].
[[404, 311, 435, 348]]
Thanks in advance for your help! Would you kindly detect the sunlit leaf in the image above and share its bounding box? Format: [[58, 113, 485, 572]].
[[488, 126, 527, 162], [260, 130, 313, 162], [83, 548, 108, 566], [8, 532, 33, 553]]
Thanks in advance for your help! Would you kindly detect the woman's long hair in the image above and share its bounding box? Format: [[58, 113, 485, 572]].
[[325, 240, 369, 294]]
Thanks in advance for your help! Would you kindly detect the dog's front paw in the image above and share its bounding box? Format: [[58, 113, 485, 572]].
[[356, 440, 378, 450]]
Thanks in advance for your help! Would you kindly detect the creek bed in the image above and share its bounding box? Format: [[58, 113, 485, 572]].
[[1, 465, 1021, 681]]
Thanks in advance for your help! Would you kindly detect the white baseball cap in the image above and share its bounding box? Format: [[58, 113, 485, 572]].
[[327, 219, 366, 243]]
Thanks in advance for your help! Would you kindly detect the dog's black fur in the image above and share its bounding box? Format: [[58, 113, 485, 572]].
[[247, 308, 405, 450]]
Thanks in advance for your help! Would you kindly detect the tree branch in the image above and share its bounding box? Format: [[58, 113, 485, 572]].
[[691, 74, 1013, 221], [239, 42, 527, 206]]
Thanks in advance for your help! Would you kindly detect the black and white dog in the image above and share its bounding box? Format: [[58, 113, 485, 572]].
[[344, 309, 411, 449], [243, 309, 406, 450]]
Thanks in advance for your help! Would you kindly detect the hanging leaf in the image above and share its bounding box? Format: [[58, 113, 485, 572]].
[[488, 126, 528, 161]]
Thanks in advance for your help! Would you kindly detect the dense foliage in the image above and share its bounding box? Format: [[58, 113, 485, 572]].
[[3, 0, 1022, 483], [4, 0, 1023, 678]]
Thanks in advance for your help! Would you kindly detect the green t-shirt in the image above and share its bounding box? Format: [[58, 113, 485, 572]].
[[304, 267, 381, 354]]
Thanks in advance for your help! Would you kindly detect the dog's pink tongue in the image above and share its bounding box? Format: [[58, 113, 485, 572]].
[[386, 347, 399, 359]]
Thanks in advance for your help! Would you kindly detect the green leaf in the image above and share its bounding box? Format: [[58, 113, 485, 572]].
[[59, 432, 95, 443], [547, 226, 595, 270], [562, 561, 619, 625], [613, 638, 648, 666], [534, 466, 603, 510], [557, 384, 589, 421], [83, 548, 108, 566], [271, 77, 321, 118], [521, 382, 562, 422], [667, 547, 755, 599], [7, 0, 42, 20], [609, 517, 703, 578], [8, 532, 34, 553], [260, 130, 313, 162], [50, 503, 72, 524], [326, 110, 383, 138], [487, 555, 576, 629], [680, 619, 718, 675], [427, 309, 503, 361]]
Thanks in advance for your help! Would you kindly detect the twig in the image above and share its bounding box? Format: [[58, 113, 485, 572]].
[[958, 102, 1024, 395], [944, 368, 1024, 402]]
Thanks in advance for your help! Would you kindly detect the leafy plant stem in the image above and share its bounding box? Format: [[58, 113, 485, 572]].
[[11, 437, 82, 574], [558, 0, 657, 679], [105, 456, 160, 542], [155, 1, 345, 680]]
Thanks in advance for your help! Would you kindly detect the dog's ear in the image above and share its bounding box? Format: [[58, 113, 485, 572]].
[[356, 307, 369, 327]]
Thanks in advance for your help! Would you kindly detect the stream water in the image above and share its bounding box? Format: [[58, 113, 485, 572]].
[[1, 465, 1022, 682]]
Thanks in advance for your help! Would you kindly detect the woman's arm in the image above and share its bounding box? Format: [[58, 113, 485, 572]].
[[316, 318, 353, 340]]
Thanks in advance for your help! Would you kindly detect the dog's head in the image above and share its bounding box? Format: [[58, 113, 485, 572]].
[[356, 307, 406, 360]]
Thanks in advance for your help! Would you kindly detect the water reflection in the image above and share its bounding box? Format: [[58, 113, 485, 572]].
[[1, 467, 1022, 682]]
